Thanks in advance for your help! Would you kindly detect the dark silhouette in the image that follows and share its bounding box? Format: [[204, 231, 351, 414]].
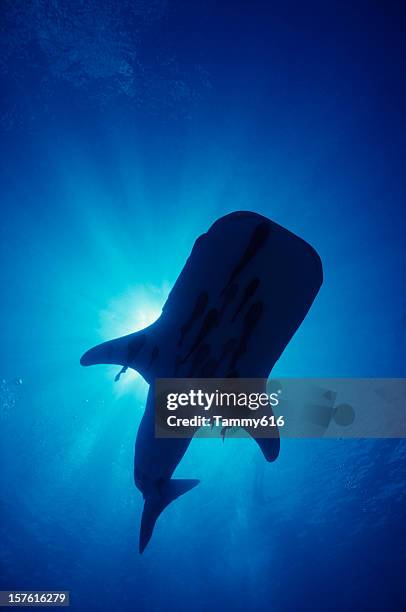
[[80, 211, 323, 552]]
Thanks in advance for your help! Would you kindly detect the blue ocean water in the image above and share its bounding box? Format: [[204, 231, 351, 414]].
[[1, 2, 405, 610]]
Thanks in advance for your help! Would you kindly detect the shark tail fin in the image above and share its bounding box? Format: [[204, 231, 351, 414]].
[[139, 478, 200, 553]]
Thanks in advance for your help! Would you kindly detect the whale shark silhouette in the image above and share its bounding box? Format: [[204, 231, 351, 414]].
[[80, 211, 323, 552]]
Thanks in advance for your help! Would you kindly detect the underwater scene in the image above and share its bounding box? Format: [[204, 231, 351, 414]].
[[1, 2, 406, 610]]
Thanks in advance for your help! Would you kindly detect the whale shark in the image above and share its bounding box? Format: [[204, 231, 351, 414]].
[[80, 211, 323, 552]]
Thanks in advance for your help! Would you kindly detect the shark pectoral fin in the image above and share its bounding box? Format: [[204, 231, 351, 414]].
[[243, 427, 280, 463], [80, 329, 148, 369], [80, 338, 127, 367], [139, 478, 200, 553], [254, 436, 280, 462]]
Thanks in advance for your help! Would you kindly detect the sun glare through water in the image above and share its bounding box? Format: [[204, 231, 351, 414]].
[[98, 284, 170, 396]]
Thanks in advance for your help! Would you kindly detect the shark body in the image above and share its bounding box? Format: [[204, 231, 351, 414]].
[[80, 211, 323, 552]]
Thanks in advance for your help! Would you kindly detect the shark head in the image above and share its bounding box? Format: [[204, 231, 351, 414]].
[[80, 211, 322, 382]]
